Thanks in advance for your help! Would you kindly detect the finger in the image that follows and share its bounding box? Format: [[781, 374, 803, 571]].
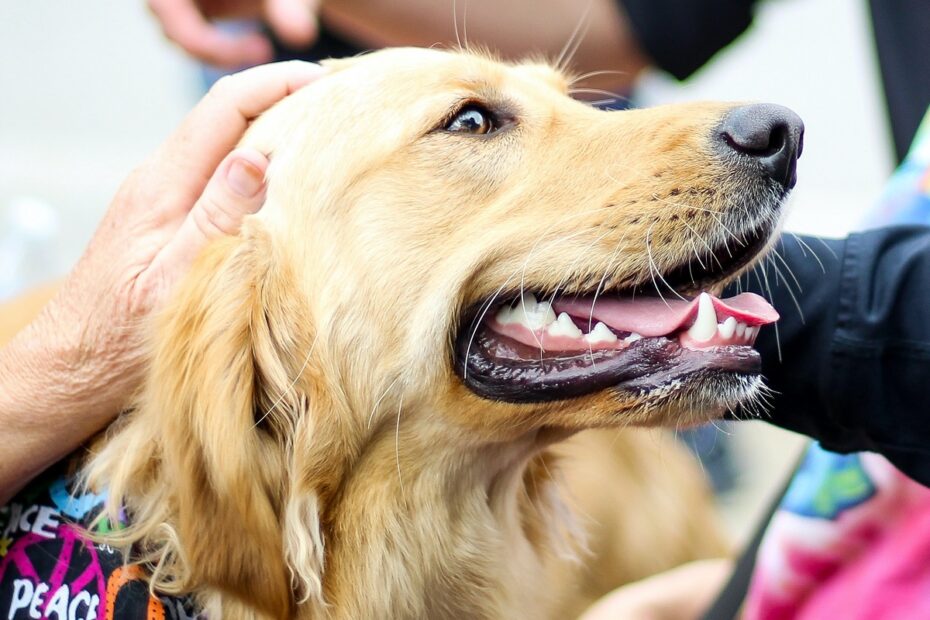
[[154, 147, 269, 283], [148, 0, 273, 68], [153, 61, 324, 210], [265, 0, 319, 48]]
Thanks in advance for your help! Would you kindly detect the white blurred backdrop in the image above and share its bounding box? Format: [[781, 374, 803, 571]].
[[0, 1, 201, 294]]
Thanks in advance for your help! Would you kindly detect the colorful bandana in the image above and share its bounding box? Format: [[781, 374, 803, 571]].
[[0, 464, 194, 620]]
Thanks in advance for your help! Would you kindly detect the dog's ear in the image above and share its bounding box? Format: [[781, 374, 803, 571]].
[[86, 225, 324, 617]]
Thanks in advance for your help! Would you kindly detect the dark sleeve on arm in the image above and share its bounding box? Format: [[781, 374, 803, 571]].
[[731, 226, 930, 485], [617, 0, 757, 80]]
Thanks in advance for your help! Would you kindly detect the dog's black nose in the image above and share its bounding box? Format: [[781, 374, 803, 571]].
[[718, 104, 804, 190]]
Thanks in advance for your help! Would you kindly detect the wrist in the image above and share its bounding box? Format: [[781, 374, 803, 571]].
[[0, 306, 139, 501], [0, 299, 138, 434]]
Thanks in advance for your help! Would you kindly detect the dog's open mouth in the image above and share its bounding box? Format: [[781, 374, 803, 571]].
[[454, 228, 780, 404]]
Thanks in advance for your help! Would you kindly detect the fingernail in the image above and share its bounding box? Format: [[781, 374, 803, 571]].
[[227, 158, 265, 198]]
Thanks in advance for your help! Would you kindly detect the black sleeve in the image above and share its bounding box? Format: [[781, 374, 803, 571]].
[[730, 226, 930, 485], [617, 0, 758, 80]]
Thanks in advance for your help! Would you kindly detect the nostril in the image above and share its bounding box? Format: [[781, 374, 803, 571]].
[[717, 103, 804, 190], [723, 122, 788, 159]]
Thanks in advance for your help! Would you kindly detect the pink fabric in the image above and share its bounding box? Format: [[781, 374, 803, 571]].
[[745, 453, 930, 620]]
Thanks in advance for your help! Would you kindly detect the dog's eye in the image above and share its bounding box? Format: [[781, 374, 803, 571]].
[[444, 104, 497, 135]]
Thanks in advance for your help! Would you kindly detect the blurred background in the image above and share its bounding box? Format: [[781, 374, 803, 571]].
[[0, 0, 895, 542]]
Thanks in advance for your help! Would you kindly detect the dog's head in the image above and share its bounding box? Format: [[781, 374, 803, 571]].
[[246, 48, 800, 432], [88, 48, 801, 615]]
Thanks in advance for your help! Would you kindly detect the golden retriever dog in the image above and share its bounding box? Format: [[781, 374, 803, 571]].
[[79, 48, 802, 618]]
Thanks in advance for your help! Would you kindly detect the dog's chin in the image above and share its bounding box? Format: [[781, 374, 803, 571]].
[[625, 370, 768, 427], [453, 219, 779, 417]]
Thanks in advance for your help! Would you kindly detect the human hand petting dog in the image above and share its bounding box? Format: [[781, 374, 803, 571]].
[[0, 60, 324, 503], [148, 0, 322, 68]]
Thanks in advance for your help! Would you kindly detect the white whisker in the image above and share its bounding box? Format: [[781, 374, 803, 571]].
[[452, 0, 462, 50], [368, 375, 402, 429], [568, 87, 623, 101], [766, 252, 805, 324], [395, 391, 408, 508], [555, 1, 593, 72], [254, 335, 318, 430], [645, 222, 686, 303], [568, 69, 630, 87], [789, 233, 829, 273]]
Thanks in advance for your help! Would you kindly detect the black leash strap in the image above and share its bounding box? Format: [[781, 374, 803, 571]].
[[700, 446, 808, 620]]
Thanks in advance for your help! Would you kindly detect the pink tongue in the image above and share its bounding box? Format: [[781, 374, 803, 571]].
[[552, 292, 779, 337]]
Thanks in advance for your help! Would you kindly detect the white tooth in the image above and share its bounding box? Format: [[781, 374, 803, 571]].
[[687, 293, 718, 342], [548, 312, 583, 338], [495, 306, 515, 325], [624, 332, 643, 343], [584, 321, 618, 344], [517, 292, 538, 312], [735, 322, 747, 338], [514, 293, 556, 330], [538, 301, 557, 323], [521, 300, 556, 330], [746, 326, 758, 339], [718, 317, 737, 339]]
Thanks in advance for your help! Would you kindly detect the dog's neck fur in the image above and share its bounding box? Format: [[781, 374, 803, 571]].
[[308, 413, 574, 619]]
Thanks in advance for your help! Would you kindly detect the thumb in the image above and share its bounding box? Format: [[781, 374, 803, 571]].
[[153, 147, 269, 288]]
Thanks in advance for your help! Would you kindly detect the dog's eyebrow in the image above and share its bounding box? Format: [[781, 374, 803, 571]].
[[448, 75, 507, 99], [451, 75, 495, 90], [445, 82, 518, 117]]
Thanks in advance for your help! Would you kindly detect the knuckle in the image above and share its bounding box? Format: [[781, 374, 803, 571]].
[[193, 194, 237, 238]]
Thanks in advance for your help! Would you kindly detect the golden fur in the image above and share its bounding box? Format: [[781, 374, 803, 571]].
[[75, 49, 755, 618]]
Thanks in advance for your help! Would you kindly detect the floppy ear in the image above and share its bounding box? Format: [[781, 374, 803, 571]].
[[85, 224, 323, 617]]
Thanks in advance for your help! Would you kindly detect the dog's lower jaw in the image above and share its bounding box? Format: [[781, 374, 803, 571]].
[[312, 426, 578, 620], [618, 371, 769, 428]]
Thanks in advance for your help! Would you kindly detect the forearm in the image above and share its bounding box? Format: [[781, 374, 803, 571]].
[[0, 303, 138, 504], [735, 226, 930, 485], [321, 0, 649, 90]]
